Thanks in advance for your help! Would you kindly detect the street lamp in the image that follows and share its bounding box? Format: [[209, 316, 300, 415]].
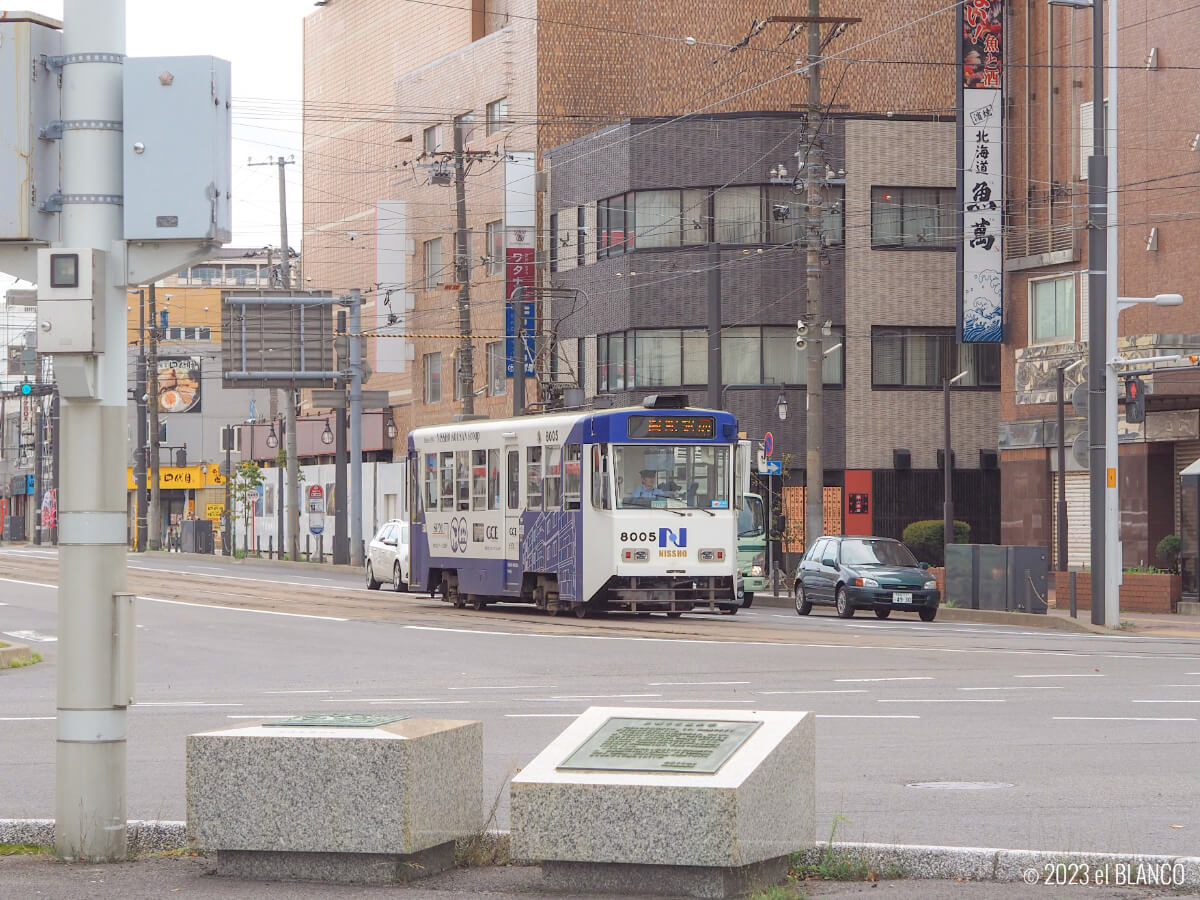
[[265, 422, 279, 449], [385, 408, 398, 440], [321, 418, 334, 446], [776, 392, 788, 421], [943, 369, 969, 560]]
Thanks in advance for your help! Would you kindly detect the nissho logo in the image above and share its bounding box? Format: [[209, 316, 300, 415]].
[[658, 527, 687, 548]]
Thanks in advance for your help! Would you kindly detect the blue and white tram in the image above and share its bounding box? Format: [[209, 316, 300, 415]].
[[408, 397, 742, 616]]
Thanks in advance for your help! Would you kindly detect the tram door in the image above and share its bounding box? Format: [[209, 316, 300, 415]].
[[504, 443, 522, 593]]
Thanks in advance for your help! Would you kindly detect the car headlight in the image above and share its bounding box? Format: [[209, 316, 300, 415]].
[[855, 577, 879, 588], [750, 564, 764, 576], [924, 579, 938, 590]]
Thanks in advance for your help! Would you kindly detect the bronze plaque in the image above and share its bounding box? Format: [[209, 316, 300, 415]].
[[264, 714, 409, 728], [558, 717, 761, 774]]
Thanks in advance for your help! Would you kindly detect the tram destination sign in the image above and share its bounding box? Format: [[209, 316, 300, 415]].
[[627, 415, 715, 440], [558, 717, 761, 774]]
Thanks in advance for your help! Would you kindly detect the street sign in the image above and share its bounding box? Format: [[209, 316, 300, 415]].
[[246, 488, 260, 501], [307, 484, 326, 535], [205, 502, 224, 521], [310, 389, 391, 409], [758, 459, 782, 476], [763, 431, 774, 457]]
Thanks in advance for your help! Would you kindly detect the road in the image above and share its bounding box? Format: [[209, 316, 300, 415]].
[[2, 546, 1198, 856]]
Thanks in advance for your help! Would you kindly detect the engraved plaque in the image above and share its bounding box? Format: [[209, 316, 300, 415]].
[[264, 714, 409, 728], [558, 717, 761, 774]]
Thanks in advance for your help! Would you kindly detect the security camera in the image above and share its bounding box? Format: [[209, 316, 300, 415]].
[[347, 232, 358, 241]]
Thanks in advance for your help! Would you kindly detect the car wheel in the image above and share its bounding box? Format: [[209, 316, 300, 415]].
[[919, 607, 938, 622], [366, 561, 381, 590], [794, 583, 813, 616], [393, 561, 407, 593], [875, 607, 891, 619], [574, 602, 591, 619], [835, 586, 855, 618], [720, 604, 738, 615], [741, 592, 755, 609], [666, 611, 683, 618], [471, 594, 488, 611]]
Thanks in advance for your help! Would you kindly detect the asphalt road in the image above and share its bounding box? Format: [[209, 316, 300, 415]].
[[2, 546, 1199, 857]]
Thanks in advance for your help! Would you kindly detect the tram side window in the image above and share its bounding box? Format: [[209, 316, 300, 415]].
[[471, 449, 488, 510], [591, 444, 610, 510], [488, 448, 501, 510], [456, 450, 470, 511], [440, 452, 455, 510], [507, 449, 520, 509], [425, 453, 439, 511], [545, 446, 562, 510], [564, 444, 582, 510], [527, 445, 543, 510]]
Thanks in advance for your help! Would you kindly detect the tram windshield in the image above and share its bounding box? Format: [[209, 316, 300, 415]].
[[611, 444, 731, 510]]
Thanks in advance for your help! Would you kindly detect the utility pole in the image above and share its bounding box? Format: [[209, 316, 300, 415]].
[[512, 285, 525, 416], [250, 156, 299, 559], [334, 310, 349, 564], [1086, 0, 1107, 627], [452, 122, 475, 415], [31, 396, 42, 544], [348, 289, 364, 566], [707, 243, 722, 411], [133, 288, 147, 551], [147, 284, 162, 550]]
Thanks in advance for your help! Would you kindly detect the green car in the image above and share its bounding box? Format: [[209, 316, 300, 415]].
[[794, 535, 940, 621]]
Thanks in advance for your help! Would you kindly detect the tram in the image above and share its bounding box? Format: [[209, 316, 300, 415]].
[[407, 396, 743, 616]]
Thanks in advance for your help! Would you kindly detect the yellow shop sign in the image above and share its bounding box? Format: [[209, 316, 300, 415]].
[[126, 465, 227, 490]]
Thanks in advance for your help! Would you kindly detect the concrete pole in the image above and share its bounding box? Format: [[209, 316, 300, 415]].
[[1056, 365, 1068, 571], [146, 285, 161, 549], [55, 0, 129, 860], [286, 389, 298, 559], [349, 290, 364, 566], [943, 377, 953, 562], [453, 124, 475, 415], [803, 0, 825, 551], [32, 398, 42, 544], [1086, 0, 1108, 626], [512, 285, 525, 416], [134, 289, 147, 551], [1104, 0, 1120, 627]]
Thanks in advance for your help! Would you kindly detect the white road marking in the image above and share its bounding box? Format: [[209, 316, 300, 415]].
[[753, 696, 868, 700], [136, 702, 244, 708], [818, 714, 920, 719], [639, 699, 755, 704], [3, 630, 56, 643], [505, 714, 579, 718], [0, 577, 55, 590], [835, 676, 933, 683], [128, 565, 370, 594], [877, 698, 1005, 703], [548, 693, 661, 700], [262, 689, 352, 694], [227, 715, 292, 719], [1055, 716, 1196, 722], [958, 686, 1064, 691], [322, 697, 436, 703], [0, 716, 55, 721], [648, 681, 751, 686], [139, 596, 347, 621], [1132, 699, 1200, 704], [448, 685, 558, 691], [369, 700, 472, 705], [1015, 673, 1104, 678], [1159, 684, 1200, 688]]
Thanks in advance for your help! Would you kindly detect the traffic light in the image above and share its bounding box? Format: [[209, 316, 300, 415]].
[[19, 382, 32, 396], [1125, 376, 1146, 424], [158, 422, 167, 442]]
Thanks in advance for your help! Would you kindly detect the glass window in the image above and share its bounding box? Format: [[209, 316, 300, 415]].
[[507, 449, 520, 509], [1030, 276, 1074, 344], [739, 494, 766, 537], [454, 111, 476, 146], [721, 326, 761, 385], [455, 450, 470, 511], [549, 213, 558, 272], [763, 326, 845, 386], [526, 446, 543, 510], [577, 205, 586, 266], [423, 125, 439, 154], [471, 449, 488, 510], [871, 328, 1000, 388], [544, 445, 562, 510], [871, 186, 955, 249], [597, 336, 608, 392], [636, 190, 682, 249], [488, 448, 501, 510], [425, 453, 439, 510], [714, 186, 762, 244], [841, 538, 919, 567], [609, 333, 626, 391], [681, 188, 710, 245], [682, 329, 708, 385], [612, 444, 730, 510], [633, 330, 682, 387], [766, 185, 804, 246], [564, 444, 582, 510], [485, 97, 508, 135], [486, 220, 503, 275], [591, 444, 611, 509], [423, 352, 442, 403], [598, 194, 632, 257], [487, 341, 506, 396], [423, 237, 442, 290], [439, 451, 455, 511]]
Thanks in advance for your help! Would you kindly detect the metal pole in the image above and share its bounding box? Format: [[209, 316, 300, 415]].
[[349, 289, 364, 566], [334, 312, 349, 565], [512, 285, 525, 416], [453, 122, 475, 415], [707, 243, 721, 410], [223, 427, 232, 556], [49, 388, 60, 546], [55, 0, 128, 859], [767, 472, 776, 597], [1056, 366, 1068, 571], [134, 289, 147, 551], [277, 158, 292, 290], [1087, 0, 1108, 626], [147, 285, 161, 550], [31, 398, 42, 545], [1104, 0, 1120, 627], [804, 0, 826, 551], [943, 376, 953, 561], [286, 389, 298, 559]]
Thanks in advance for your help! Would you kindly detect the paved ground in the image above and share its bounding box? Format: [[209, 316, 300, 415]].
[[2, 853, 1197, 900]]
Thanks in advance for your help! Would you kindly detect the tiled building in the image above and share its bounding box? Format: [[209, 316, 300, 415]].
[[1002, 2, 1200, 595], [545, 112, 1002, 552]]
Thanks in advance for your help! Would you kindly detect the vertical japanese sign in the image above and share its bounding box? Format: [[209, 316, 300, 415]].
[[958, 0, 1004, 343], [504, 151, 537, 377], [375, 200, 413, 374]]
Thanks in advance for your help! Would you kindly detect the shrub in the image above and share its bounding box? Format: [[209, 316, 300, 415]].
[[1155, 534, 1182, 573], [902, 519, 970, 566]]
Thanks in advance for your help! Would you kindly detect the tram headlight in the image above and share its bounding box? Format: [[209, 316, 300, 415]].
[[699, 548, 726, 563], [622, 548, 649, 562]]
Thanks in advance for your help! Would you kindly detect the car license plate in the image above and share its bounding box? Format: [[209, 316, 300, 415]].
[[892, 592, 913, 604]]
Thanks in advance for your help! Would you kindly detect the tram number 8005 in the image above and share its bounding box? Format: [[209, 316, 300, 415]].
[[620, 531, 656, 543]]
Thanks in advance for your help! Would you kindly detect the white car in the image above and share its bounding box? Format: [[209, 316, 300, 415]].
[[366, 520, 409, 592]]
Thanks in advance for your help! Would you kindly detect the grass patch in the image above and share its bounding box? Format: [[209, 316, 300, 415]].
[[789, 816, 906, 883], [5, 652, 42, 669], [454, 774, 512, 868], [749, 883, 809, 899], [0, 843, 51, 856]]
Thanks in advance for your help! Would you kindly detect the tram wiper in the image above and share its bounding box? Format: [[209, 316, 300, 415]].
[[693, 507, 715, 516]]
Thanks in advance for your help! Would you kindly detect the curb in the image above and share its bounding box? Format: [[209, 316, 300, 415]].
[[2, 820, 1197, 887], [0, 641, 32, 667], [141, 549, 351, 576]]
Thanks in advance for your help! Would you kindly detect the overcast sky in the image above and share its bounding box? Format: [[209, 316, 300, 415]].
[[4, 0, 314, 292]]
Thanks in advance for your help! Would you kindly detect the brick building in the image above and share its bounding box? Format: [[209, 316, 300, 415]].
[[1002, 2, 1200, 596]]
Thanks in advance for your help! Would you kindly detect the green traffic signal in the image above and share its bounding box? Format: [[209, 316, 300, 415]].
[[19, 383, 32, 396]]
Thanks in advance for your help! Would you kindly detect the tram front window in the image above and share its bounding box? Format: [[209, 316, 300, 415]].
[[612, 445, 730, 510]]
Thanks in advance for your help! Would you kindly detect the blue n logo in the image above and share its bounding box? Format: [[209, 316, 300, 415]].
[[659, 527, 687, 548]]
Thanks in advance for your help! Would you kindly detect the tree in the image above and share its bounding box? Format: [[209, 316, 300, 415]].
[[229, 461, 264, 552]]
